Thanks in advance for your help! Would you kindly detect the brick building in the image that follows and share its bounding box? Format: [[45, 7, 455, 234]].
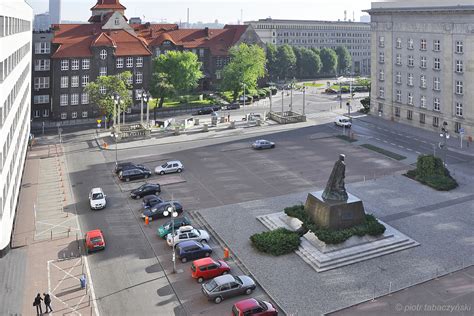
[[31, 0, 262, 123]]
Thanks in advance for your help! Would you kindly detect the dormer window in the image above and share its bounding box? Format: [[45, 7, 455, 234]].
[[163, 40, 171, 45], [100, 49, 107, 60], [114, 18, 120, 26]]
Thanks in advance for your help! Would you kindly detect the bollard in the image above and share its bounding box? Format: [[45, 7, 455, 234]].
[[144, 216, 149, 226], [51, 230, 53, 240], [68, 227, 71, 238], [372, 285, 376, 301], [388, 282, 392, 296], [223, 247, 229, 260]]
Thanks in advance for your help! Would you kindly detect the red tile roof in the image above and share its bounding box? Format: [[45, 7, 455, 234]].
[[91, 0, 126, 10]]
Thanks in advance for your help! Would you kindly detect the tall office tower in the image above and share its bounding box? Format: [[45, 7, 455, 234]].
[[0, 0, 33, 256], [49, 0, 61, 25]]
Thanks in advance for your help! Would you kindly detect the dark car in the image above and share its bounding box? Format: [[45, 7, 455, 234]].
[[130, 184, 161, 199], [157, 216, 192, 238], [141, 201, 183, 220], [221, 103, 240, 110], [195, 107, 214, 115], [114, 162, 147, 175], [176, 240, 212, 263], [142, 194, 164, 207], [119, 167, 152, 182]]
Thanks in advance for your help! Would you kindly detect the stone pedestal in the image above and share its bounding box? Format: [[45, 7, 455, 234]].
[[305, 190, 366, 230]]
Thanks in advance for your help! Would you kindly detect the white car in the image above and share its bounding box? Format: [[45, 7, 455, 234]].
[[155, 160, 184, 175], [334, 116, 352, 128], [89, 187, 106, 210], [166, 225, 210, 246]]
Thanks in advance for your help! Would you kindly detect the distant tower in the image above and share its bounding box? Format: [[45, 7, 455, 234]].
[[49, 0, 61, 24], [344, 10, 347, 21], [187, 8, 189, 28], [353, 11, 355, 22]]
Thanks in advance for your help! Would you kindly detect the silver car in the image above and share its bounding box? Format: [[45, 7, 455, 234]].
[[252, 139, 275, 150], [201, 274, 256, 304], [155, 160, 184, 175]]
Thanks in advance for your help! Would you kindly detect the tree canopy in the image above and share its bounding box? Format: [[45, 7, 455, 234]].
[[335, 46, 352, 74], [276, 44, 296, 80], [265, 43, 278, 81], [320, 47, 338, 75]]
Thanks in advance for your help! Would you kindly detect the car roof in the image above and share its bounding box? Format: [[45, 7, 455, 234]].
[[234, 298, 260, 309], [177, 225, 194, 232], [193, 257, 216, 266], [86, 229, 102, 237], [177, 240, 199, 248], [213, 274, 235, 285], [91, 188, 103, 194], [165, 160, 182, 164]]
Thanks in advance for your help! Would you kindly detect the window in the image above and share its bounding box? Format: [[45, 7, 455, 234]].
[[82, 75, 89, 87], [408, 55, 414, 67], [34, 77, 49, 90], [34, 42, 50, 54], [71, 93, 79, 105], [455, 102, 463, 116], [396, 72, 401, 84], [379, 87, 384, 99], [433, 40, 440, 52], [82, 111, 88, 118], [455, 122, 461, 133], [407, 73, 413, 86], [71, 76, 79, 87], [35, 59, 50, 71], [396, 90, 402, 102], [408, 38, 414, 50], [34, 95, 49, 104], [99, 86, 106, 94], [420, 75, 426, 88], [379, 36, 385, 47], [455, 81, 463, 95], [396, 37, 402, 49], [100, 49, 107, 60], [408, 92, 413, 105], [419, 113, 425, 124], [199, 49, 205, 57], [60, 94, 68, 106], [61, 112, 67, 120], [126, 75, 133, 85], [434, 97, 440, 111], [379, 51, 384, 63], [81, 92, 89, 104], [155, 48, 161, 56], [126, 57, 133, 68], [43, 109, 49, 117], [379, 69, 384, 81], [420, 95, 426, 108], [433, 116, 439, 127], [71, 59, 79, 70], [378, 103, 383, 113], [114, 18, 120, 26], [396, 53, 401, 65], [455, 41, 463, 54], [116, 58, 123, 68], [135, 71, 142, 84], [136, 57, 143, 67], [433, 77, 440, 91], [407, 110, 413, 120], [60, 76, 68, 88], [82, 59, 90, 70], [420, 39, 427, 50], [395, 107, 400, 117], [99, 67, 107, 76], [420, 56, 427, 69], [61, 60, 69, 71], [455, 60, 463, 73], [71, 112, 78, 119], [434, 58, 440, 70], [135, 89, 142, 100]]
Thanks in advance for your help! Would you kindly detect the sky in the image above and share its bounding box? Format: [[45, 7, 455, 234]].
[[27, 0, 375, 24]]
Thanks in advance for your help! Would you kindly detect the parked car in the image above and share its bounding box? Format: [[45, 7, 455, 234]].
[[85, 229, 105, 253], [232, 298, 278, 316], [142, 201, 183, 221], [157, 216, 192, 238], [130, 183, 161, 199], [89, 187, 106, 210], [334, 116, 352, 128], [155, 160, 184, 175], [194, 107, 214, 115], [142, 195, 164, 208], [176, 240, 212, 263], [114, 162, 147, 175], [252, 140, 275, 150], [221, 103, 240, 110], [325, 88, 338, 94], [119, 167, 152, 182], [201, 274, 256, 304], [166, 225, 210, 246], [191, 257, 230, 283]]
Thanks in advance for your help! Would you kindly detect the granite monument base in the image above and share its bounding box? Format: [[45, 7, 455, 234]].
[[305, 190, 366, 230]]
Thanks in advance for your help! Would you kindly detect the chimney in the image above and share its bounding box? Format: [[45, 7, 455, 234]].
[[205, 27, 209, 37]]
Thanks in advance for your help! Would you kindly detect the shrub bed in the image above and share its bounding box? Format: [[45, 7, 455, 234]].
[[250, 228, 301, 256], [405, 155, 458, 191]]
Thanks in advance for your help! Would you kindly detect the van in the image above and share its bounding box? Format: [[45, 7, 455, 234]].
[[334, 116, 352, 128]]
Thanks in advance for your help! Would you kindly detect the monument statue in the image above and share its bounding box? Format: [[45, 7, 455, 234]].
[[322, 154, 348, 201]]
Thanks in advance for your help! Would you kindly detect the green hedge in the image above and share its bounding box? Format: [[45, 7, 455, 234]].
[[405, 155, 458, 191], [250, 228, 301, 256]]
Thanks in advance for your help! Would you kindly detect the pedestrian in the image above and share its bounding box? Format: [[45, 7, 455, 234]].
[[227, 114, 230, 122], [33, 293, 43, 315], [44, 292, 53, 313]]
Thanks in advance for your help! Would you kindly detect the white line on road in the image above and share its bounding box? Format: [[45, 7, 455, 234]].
[[416, 151, 421, 154], [398, 145, 404, 148], [390, 143, 396, 146], [406, 148, 413, 151]]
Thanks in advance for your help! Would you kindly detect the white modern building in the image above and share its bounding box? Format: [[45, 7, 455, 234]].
[[0, 0, 32, 257], [49, 0, 61, 25], [245, 18, 371, 75], [366, 1, 474, 138]]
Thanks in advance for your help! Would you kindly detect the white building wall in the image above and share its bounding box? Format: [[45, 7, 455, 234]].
[[0, 0, 32, 255]]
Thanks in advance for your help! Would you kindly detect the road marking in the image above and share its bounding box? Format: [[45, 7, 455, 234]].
[[407, 148, 413, 151], [35, 218, 80, 237], [390, 143, 396, 146], [398, 145, 404, 148], [383, 140, 388, 143], [416, 151, 421, 154], [48, 259, 82, 316]]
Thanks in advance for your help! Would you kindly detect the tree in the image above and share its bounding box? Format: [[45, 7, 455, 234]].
[[150, 50, 203, 109], [335, 46, 352, 74], [220, 43, 266, 101], [320, 48, 338, 75], [276, 44, 296, 80], [84, 71, 132, 119], [292, 46, 303, 78], [299, 48, 321, 78], [265, 43, 278, 81]]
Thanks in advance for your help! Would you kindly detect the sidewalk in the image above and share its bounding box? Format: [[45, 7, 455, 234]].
[[10, 142, 97, 316]]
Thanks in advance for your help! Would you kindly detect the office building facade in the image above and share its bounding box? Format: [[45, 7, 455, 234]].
[[49, 0, 61, 25]]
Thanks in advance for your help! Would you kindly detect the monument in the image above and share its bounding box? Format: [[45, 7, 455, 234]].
[[305, 154, 366, 229]]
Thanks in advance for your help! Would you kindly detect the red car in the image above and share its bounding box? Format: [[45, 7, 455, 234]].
[[232, 298, 278, 316], [85, 229, 105, 253], [191, 257, 230, 283]]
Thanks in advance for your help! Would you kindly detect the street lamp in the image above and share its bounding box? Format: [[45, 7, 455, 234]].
[[242, 83, 246, 120], [163, 205, 179, 273], [440, 121, 449, 166], [139, 90, 150, 126], [112, 93, 121, 165]]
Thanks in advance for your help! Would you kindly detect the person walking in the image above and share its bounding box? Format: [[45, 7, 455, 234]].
[[44, 293, 53, 313], [33, 293, 43, 315]]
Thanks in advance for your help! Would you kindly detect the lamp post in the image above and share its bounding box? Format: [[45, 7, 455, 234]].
[[139, 89, 150, 126], [242, 83, 246, 120], [440, 121, 449, 166], [290, 80, 294, 113], [112, 93, 121, 165], [302, 86, 306, 115], [163, 206, 178, 273]]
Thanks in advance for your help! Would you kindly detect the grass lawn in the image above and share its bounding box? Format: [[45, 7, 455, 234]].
[[148, 96, 213, 109], [329, 85, 350, 91], [303, 82, 325, 88], [361, 144, 406, 161]]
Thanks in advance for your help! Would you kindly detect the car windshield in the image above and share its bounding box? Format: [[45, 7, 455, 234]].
[[234, 276, 242, 284], [137, 184, 146, 191], [257, 299, 267, 310], [341, 119, 350, 123], [204, 280, 218, 292], [90, 237, 102, 243], [92, 193, 103, 200], [161, 163, 168, 168]]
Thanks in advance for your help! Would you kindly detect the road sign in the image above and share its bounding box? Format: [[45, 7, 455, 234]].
[[459, 128, 465, 134]]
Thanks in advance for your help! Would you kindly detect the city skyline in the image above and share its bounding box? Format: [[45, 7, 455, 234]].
[[27, 0, 373, 24]]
